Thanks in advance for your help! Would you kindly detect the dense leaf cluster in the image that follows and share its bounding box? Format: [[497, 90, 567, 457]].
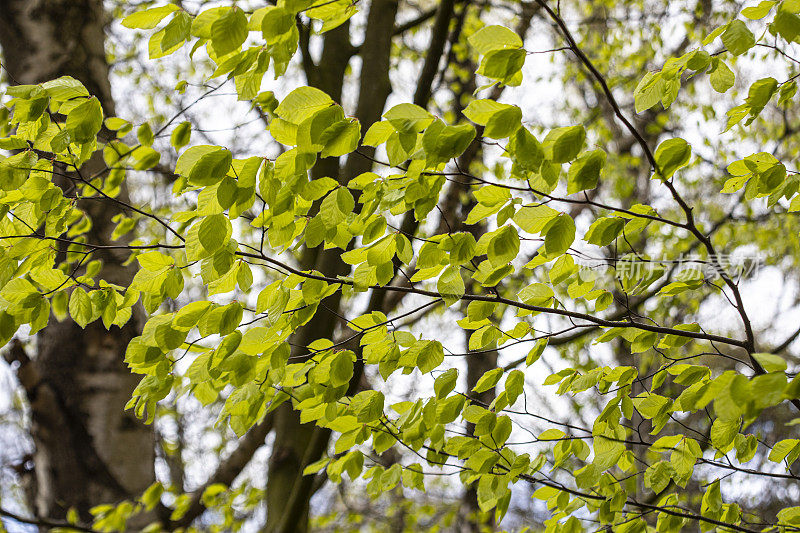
[[3, 0, 800, 531]]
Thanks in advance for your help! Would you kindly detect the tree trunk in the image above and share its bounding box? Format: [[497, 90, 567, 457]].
[[264, 0, 402, 525], [0, 0, 154, 524], [264, 22, 354, 533]]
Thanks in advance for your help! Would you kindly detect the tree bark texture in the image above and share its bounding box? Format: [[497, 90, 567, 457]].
[[0, 0, 154, 523]]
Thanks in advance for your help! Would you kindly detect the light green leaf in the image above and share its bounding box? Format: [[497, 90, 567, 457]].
[[330, 351, 354, 386], [742, 1, 776, 19], [171, 121, 192, 150], [422, 120, 476, 165], [473, 368, 503, 393], [417, 341, 444, 374], [261, 7, 295, 44], [773, 8, 800, 42], [198, 214, 232, 253], [567, 150, 605, 194], [437, 265, 465, 306], [514, 204, 559, 234], [122, 5, 180, 29], [709, 59, 735, 93], [69, 288, 93, 328], [435, 368, 458, 398], [721, 20, 755, 56], [176, 145, 233, 186], [543, 214, 575, 258], [137, 252, 175, 271], [276, 86, 334, 124], [654, 138, 691, 179], [753, 352, 788, 373], [468, 25, 523, 55], [320, 118, 361, 157], [509, 127, 544, 171], [66, 97, 103, 143], [211, 7, 249, 56], [543, 125, 586, 163], [463, 99, 522, 139], [584, 217, 625, 247], [383, 103, 434, 133], [634, 71, 666, 113], [477, 49, 526, 85], [487, 225, 520, 266]]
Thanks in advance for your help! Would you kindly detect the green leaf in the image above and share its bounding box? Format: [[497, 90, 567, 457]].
[[593, 434, 626, 470], [487, 225, 520, 266], [745, 77, 779, 118], [742, 1, 776, 19], [514, 204, 559, 234], [417, 341, 444, 374], [509, 127, 544, 172], [463, 99, 522, 139], [709, 59, 735, 93], [122, 5, 180, 29], [543, 214, 575, 258], [644, 461, 674, 493], [330, 351, 354, 386], [778, 506, 800, 527], [137, 123, 154, 147], [468, 25, 523, 54], [721, 20, 755, 56], [434, 368, 458, 398], [42, 76, 89, 100], [670, 437, 701, 485], [171, 121, 192, 150], [198, 214, 232, 253], [176, 145, 232, 186], [477, 49, 526, 85], [654, 138, 691, 179], [753, 352, 788, 373], [211, 7, 249, 56], [137, 251, 175, 271], [773, 8, 800, 42], [437, 265, 465, 306], [261, 7, 295, 45], [584, 217, 625, 247], [634, 72, 666, 113], [161, 11, 192, 51], [275, 86, 334, 124], [66, 97, 104, 143], [518, 283, 554, 306], [711, 418, 739, 452], [320, 187, 355, 228], [352, 390, 385, 422], [69, 288, 93, 328], [0, 151, 36, 190], [174, 301, 213, 329], [769, 438, 800, 464], [504, 370, 524, 404], [422, 120, 476, 165], [567, 150, 605, 194], [383, 103, 434, 133], [320, 118, 361, 157], [543, 125, 586, 163], [526, 339, 547, 366], [363, 121, 395, 146], [473, 368, 503, 393]]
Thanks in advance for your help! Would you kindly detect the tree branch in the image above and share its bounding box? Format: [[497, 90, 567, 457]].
[[167, 415, 274, 530], [0, 507, 99, 533], [412, 0, 458, 107]]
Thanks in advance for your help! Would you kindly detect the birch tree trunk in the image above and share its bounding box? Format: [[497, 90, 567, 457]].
[[0, 0, 154, 523]]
